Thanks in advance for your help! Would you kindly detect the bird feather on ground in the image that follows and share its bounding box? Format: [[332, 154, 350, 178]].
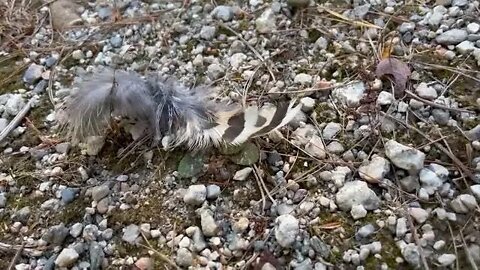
[[56, 66, 302, 151]]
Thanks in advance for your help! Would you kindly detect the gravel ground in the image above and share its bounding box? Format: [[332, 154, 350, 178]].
[[1, 0, 480, 269]]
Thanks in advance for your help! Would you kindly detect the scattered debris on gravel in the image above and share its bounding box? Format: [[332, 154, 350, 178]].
[[1, 0, 479, 269]]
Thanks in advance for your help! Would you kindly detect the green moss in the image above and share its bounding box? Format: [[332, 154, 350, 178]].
[[50, 198, 89, 225], [307, 29, 322, 43], [238, 20, 250, 31], [108, 195, 194, 230], [314, 102, 338, 123], [0, 54, 25, 95]]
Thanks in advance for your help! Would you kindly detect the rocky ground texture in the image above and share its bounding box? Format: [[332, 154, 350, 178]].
[[1, 0, 480, 269]]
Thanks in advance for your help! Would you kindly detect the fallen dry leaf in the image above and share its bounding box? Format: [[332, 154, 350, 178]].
[[375, 57, 411, 96]]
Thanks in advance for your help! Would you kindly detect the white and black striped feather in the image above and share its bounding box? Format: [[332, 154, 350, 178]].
[[58, 67, 302, 151]]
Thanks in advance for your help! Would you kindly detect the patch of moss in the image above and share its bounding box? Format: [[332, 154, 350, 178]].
[[0, 54, 25, 95], [238, 19, 250, 31], [50, 198, 89, 225], [307, 28, 322, 43], [108, 196, 194, 231], [314, 102, 338, 123]]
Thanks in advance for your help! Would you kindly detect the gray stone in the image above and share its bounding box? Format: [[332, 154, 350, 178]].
[[377, 91, 394, 105], [335, 180, 380, 211], [176, 248, 193, 267], [399, 22, 415, 33], [89, 241, 104, 270], [456, 40, 475, 54], [351, 204, 367, 220], [61, 188, 77, 204], [23, 63, 44, 84], [70, 223, 83, 238], [4, 94, 26, 116], [385, 140, 425, 172], [436, 29, 468, 45], [122, 224, 140, 244], [310, 236, 330, 258], [452, 0, 467, 6], [211, 5, 234, 22], [206, 185, 221, 199], [356, 224, 376, 239], [471, 185, 480, 201], [326, 141, 344, 154], [96, 197, 109, 214], [91, 185, 110, 202], [0, 118, 8, 133], [230, 53, 247, 69], [358, 155, 390, 184], [43, 224, 69, 246], [200, 25, 216, 40], [353, 4, 370, 19], [12, 206, 31, 224], [294, 73, 313, 85], [415, 82, 437, 100], [189, 227, 207, 252], [293, 189, 307, 203], [467, 23, 480, 34], [401, 244, 420, 268], [206, 63, 225, 80], [399, 176, 420, 192], [300, 97, 315, 112], [275, 214, 299, 248], [305, 135, 326, 159], [396, 217, 408, 237], [97, 6, 112, 20], [323, 122, 342, 140], [233, 167, 253, 181], [71, 49, 84, 60], [110, 35, 123, 48], [83, 224, 99, 241], [428, 6, 447, 27], [408, 207, 428, 224], [438, 254, 456, 266], [55, 248, 79, 267], [0, 193, 6, 208], [419, 163, 449, 194], [332, 81, 366, 107], [432, 109, 449, 125], [199, 209, 219, 237], [256, 8, 276, 34], [183, 185, 207, 206], [55, 142, 71, 154], [315, 36, 329, 50]]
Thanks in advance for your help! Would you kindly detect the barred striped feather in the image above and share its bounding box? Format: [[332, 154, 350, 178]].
[[58, 67, 302, 151]]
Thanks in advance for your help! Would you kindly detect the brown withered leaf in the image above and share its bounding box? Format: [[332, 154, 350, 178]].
[[375, 58, 411, 96]]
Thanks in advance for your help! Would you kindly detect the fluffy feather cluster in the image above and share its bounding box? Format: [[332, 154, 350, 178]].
[[57, 66, 302, 151]]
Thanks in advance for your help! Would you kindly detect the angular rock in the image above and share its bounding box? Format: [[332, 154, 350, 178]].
[[275, 214, 299, 248], [256, 8, 276, 34], [332, 81, 366, 107], [183, 185, 207, 206], [436, 29, 468, 45], [385, 140, 425, 172], [233, 167, 253, 181], [122, 224, 140, 244], [335, 180, 380, 211], [55, 248, 79, 267], [358, 155, 390, 183]]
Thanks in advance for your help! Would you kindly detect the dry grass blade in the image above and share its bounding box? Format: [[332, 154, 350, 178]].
[[0, 0, 39, 52], [139, 231, 180, 270], [319, 7, 382, 29]]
